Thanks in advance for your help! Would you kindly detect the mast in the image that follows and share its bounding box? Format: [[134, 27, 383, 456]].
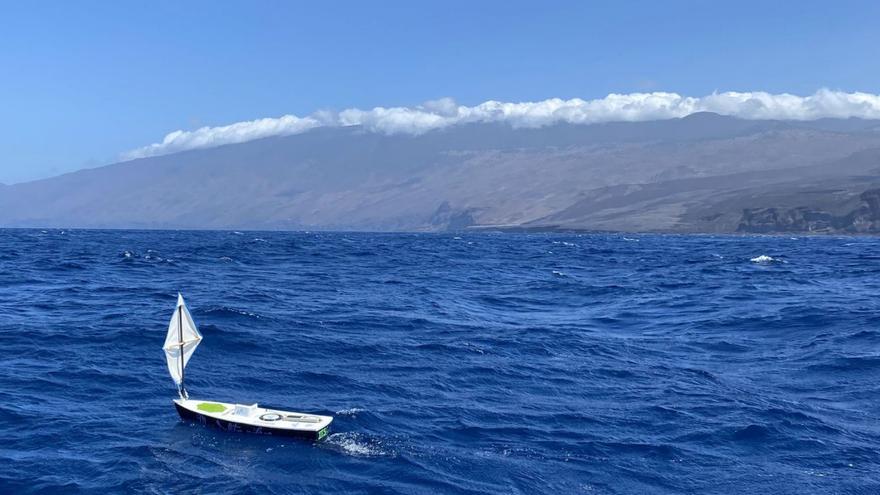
[[178, 301, 185, 399]]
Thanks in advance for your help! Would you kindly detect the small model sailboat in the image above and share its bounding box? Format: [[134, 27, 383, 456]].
[[163, 294, 332, 440]]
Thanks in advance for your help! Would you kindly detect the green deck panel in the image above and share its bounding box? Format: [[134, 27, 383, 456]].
[[197, 402, 227, 413]]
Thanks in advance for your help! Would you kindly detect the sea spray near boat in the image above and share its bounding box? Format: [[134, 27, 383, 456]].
[[163, 293, 333, 440]]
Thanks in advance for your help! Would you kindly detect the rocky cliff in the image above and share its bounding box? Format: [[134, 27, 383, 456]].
[[737, 189, 880, 233]]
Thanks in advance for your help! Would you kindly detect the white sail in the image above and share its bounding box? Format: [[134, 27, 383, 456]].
[[163, 293, 203, 386]]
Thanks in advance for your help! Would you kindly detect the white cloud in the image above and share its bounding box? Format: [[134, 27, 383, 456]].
[[123, 115, 322, 160], [122, 89, 880, 160]]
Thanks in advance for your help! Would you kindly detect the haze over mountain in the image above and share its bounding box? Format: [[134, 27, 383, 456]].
[[3, 112, 880, 233]]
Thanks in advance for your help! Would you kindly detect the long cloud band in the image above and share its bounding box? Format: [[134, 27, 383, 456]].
[[123, 89, 880, 160]]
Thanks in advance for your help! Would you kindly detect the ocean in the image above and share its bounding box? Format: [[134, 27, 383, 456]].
[[0, 229, 878, 494]]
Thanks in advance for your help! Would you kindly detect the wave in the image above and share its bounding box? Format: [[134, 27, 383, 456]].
[[806, 355, 880, 372], [203, 306, 262, 319], [335, 407, 365, 416], [324, 432, 391, 457], [729, 424, 776, 443], [750, 254, 784, 263]]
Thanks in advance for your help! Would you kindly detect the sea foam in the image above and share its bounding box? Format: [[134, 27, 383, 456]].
[[750, 255, 780, 263]]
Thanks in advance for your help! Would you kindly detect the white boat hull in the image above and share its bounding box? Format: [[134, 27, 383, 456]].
[[174, 399, 332, 440]]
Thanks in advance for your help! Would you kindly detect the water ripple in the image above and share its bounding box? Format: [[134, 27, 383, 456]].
[[0, 230, 879, 493]]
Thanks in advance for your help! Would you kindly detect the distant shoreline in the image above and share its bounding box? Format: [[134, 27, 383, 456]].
[[2, 225, 878, 237]]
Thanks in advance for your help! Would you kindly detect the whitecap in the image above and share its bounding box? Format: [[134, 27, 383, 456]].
[[750, 255, 783, 263], [325, 432, 388, 457], [463, 342, 485, 354], [552, 270, 566, 277], [224, 307, 260, 318], [335, 407, 365, 416]]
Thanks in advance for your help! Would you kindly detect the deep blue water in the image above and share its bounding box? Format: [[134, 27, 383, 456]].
[[1, 230, 879, 494]]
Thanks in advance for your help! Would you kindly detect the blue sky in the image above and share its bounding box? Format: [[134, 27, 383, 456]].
[[1, 0, 878, 183]]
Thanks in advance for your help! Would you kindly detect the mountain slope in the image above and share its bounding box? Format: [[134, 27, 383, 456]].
[[2, 114, 880, 232]]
